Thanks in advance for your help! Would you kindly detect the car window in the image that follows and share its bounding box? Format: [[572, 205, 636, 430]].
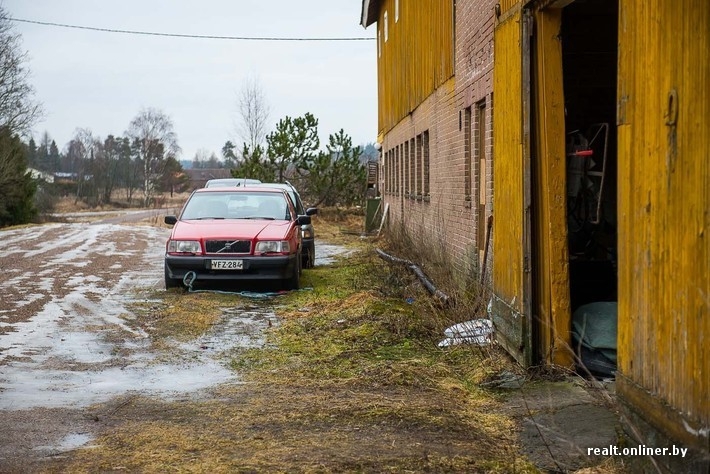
[[289, 191, 305, 214], [181, 191, 290, 220]]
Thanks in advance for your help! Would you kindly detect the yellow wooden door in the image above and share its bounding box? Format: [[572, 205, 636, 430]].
[[531, 8, 574, 367], [492, 5, 533, 365]]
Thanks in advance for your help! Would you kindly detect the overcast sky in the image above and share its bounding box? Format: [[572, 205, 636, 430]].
[[3, 0, 377, 161]]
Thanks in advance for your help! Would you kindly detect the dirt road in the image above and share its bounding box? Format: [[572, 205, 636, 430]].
[[0, 214, 280, 470]]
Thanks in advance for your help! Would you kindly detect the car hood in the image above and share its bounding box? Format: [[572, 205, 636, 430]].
[[171, 219, 291, 240]]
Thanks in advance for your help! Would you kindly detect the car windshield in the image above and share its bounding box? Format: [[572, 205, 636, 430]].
[[181, 191, 290, 220]]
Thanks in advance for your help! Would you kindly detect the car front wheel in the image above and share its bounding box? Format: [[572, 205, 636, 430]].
[[164, 262, 182, 289], [286, 255, 301, 290], [302, 242, 315, 269]]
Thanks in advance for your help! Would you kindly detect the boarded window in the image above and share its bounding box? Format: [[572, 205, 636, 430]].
[[464, 106, 472, 203], [477, 100, 487, 252]]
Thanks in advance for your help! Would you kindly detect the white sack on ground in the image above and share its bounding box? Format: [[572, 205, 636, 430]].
[[438, 319, 494, 347]]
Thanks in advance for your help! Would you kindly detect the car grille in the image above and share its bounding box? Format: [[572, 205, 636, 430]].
[[205, 240, 251, 254]]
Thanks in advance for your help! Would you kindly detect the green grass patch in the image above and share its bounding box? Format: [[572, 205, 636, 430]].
[[232, 245, 506, 393]]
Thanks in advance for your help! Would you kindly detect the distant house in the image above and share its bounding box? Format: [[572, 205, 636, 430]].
[[27, 168, 54, 183], [52, 172, 92, 184], [183, 168, 232, 190]]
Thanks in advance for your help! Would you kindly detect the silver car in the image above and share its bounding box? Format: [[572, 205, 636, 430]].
[[255, 182, 318, 268]]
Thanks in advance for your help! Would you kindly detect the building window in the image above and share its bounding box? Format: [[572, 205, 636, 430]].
[[389, 150, 393, 194], [404, 140, 410, 196], [384, 150, 388, 193], [395, 144, 400, 195], [416, 134, 422, 198], [409, 138, 417, 199], [395, 0, 400, 23], [384, 11, 389, 42], [423, 131, 430, 196], [464, 106, 472, 203]]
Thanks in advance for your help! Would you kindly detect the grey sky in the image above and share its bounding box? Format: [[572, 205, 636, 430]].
[[3, 0, 377, 160]]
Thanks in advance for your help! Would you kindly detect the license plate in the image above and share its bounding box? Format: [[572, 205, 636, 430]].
[[210, 259, 243, 270]]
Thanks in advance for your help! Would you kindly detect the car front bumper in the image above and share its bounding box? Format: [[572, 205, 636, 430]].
[[165, 254, 298, 283]]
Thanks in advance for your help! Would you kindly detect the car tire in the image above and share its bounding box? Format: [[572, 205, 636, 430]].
[[302, 242, 315, 269], [286, 254, 301, 290], [164, 262, 182, 289]]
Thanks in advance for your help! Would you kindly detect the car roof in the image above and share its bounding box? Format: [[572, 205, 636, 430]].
[[255, 182, 289, 189], [254, 182, 300, 195], [193, 185, 286, 195], [204, 178, 262, 187]]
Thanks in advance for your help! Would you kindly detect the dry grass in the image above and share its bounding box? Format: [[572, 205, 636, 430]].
[[51, 191, 191, 214], [39, 211, 539, 473]]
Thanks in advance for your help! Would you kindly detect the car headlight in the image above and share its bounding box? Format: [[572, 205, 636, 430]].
[[255, 241, 290, 254], [302, 228, 313, 239], [168, 240, 201, 254]]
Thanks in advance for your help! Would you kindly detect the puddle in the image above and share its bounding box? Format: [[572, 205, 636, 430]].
[[181, 306, 277, 355], [315, 243, 353, 266], [0, 229, 351, 410], [33, 432, 94, 454], [0, 305, 277, 410]]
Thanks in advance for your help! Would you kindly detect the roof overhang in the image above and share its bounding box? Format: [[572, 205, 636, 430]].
[[360, 0, 381, 28]]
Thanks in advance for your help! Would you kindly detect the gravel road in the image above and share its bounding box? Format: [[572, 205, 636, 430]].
[[0, 213, 266, 469], [0, 212, 351, 471]]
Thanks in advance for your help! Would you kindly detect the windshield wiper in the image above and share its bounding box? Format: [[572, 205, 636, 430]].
[[242, 216, 275, 220]]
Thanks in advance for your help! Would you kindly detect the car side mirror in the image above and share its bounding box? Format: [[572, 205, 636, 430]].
[[306, 207, 318, 216], [164, 215, 177, 225], [297, 215, 311, 225]]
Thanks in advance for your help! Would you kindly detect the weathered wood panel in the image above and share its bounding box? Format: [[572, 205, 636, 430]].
[[492, 5, 531, 365], [617, 0, 710, 441], [531, 8, 574, 367], [376, 0, 454, 136]]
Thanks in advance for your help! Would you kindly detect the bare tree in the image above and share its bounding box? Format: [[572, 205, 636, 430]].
[[125, 108, 180, 207], [235, 74, 270, 152], [0, 7, 43, 135], [67, 128, 100, 204]]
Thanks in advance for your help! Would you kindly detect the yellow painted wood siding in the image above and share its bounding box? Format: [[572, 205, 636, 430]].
[[617, 0, 709, 428], [498, 0, 521, 15], [376, 0, 454, 135], [531, 8, 573, 367]]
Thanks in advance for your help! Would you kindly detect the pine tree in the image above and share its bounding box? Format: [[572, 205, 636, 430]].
[[232, 143, 275, 182], [0, 127, 37, 226], [306, 130, 365, 207]]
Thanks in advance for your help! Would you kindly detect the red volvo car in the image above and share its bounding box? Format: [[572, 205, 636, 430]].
[[163, 186, 311, 290]]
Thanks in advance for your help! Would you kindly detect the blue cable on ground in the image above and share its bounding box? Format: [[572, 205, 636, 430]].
[[181, 271, 311, 298]]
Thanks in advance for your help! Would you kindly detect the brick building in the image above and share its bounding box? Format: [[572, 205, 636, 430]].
[[362, 0, 495, 282], [362, 1, 709, 469]]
